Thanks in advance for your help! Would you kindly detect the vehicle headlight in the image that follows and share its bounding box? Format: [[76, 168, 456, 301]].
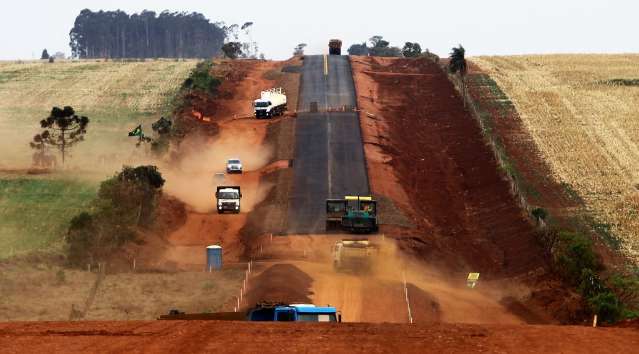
[[235, 205, 239, 209]]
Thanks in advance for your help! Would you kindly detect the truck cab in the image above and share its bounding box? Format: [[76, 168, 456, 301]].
[[215, 186, 241, 214], [254, 88, 287, 118], [248, 303, 340, 322]]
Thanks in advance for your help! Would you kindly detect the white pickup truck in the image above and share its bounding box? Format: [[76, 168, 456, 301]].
[[226, 158, 243, 174], [254, 88, 287, 118]]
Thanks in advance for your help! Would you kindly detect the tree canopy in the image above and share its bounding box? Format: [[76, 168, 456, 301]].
[[347, 36, 401, 57], [34, 106, 89, 165], [293, 43, 307, 56], [221, 42, 243, 59], [449, 44, 467, 77], [347, 42, 369, 56], [402, 42, 422, 58], [69, 9, 226, 58], [66, 165, 165, 266]]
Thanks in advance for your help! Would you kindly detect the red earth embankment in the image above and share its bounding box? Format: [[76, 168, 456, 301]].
[[351, 56, 577, 322], [352, 56, 546, 277], [1, 320, 637, 354]]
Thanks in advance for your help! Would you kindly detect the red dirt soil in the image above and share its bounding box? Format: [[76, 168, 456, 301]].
[[351, 57, 582, 323], [351, 56, 549, 278], [1, 321, 638, 354]]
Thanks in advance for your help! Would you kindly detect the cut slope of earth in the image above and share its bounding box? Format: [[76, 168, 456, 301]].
[[351, 56, 546, 278], [473, 55, 639, 261], [351, 56, 581, 323], [0, 321, 638, 354]]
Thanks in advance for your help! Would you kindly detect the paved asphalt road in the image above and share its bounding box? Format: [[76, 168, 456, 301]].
[[287, 55, 370, 234]]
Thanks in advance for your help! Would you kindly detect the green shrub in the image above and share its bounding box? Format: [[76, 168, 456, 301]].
[[181, 61, 220, 94], [553, 231, 599, 283], [578, 268, 606, 298], [66, 166, 164, 266], [588, 291, 622, 323], [532, 207, 548, 221]]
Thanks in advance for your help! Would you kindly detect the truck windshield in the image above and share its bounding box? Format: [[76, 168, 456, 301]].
[[228, 160, 240, 164], [297, 313, 337, 322], [255, 101, 270, 107], [219, 192, 239, 199]]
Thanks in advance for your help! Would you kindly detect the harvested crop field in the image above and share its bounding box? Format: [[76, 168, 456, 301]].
[[0, 59, 197, 169], [473, 55, 639, 260]]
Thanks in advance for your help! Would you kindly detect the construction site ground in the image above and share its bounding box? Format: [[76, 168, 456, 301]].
[[2, 56, 639, 352]]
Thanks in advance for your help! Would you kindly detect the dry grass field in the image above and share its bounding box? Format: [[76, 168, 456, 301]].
[[0, 260, 244, 321], [0, 59, 197, 168], [473, 55, 639, 261]]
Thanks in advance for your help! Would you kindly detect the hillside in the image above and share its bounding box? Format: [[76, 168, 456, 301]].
[[0, 59, 196, 257], [473, 55, 639, 261]]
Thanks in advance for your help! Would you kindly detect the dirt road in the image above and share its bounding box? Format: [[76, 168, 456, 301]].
[[249, 236, 529, 324]]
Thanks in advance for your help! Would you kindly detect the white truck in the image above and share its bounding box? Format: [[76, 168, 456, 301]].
[[215, 186, 242, 214], [254, 88, 287, 118], [226, 158, 243, 174]]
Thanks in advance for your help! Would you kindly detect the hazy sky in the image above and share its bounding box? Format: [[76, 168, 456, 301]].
[[1, 0, 637, 60]]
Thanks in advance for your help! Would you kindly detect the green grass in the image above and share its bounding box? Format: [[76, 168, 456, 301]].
[[0, 178, 97, 258]]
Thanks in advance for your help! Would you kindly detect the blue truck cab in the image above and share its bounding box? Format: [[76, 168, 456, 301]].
[[248, 304, 340, 322]]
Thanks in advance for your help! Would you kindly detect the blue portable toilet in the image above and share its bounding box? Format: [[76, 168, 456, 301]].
[[206, 245, 223, 271]]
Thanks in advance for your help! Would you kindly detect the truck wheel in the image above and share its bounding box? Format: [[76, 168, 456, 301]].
[[217, 210, 223, 214]]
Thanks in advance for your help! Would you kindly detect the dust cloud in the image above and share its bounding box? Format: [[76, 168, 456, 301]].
[[261, 235, 531, 324], [162, 132, 273, 213]]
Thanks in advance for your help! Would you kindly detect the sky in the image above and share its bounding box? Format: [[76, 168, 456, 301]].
[[1, 0, 637, 60]]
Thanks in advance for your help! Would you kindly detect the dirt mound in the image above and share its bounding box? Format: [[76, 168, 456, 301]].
[[244, 264, 313, 306]]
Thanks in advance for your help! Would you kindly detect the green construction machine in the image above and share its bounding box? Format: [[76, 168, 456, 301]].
[[326, 196, 378, 233]]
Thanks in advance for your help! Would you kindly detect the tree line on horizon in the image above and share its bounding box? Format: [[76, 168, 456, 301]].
[[69, 9, 226, 59]]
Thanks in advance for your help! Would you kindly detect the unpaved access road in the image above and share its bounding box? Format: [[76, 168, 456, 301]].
[[287, 55, 369, 234]]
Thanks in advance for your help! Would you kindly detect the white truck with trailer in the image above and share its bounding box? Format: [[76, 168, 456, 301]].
[[254, 88, 287, 118]]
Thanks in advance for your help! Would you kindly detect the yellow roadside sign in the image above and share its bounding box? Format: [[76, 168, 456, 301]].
[[467, 273, 480, 288]]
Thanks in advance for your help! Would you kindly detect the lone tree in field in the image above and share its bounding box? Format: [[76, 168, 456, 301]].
[[36, 106, 89, 165], [402, 42, 422, 58], [222, 42, 243, 59], [293, 43, 307, 56], [449, 44, 468, 106], [40, 49, 50, 60]]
